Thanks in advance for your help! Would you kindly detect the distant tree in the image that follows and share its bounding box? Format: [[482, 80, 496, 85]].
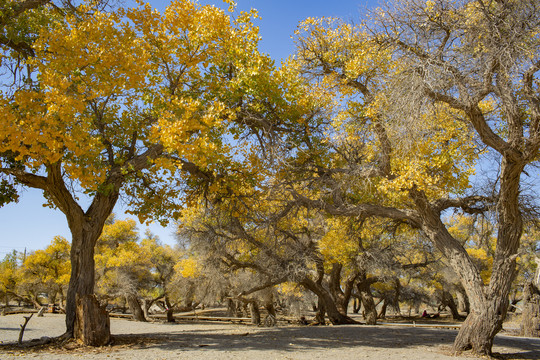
[[0, 250, 20, 308], [21, 236, 70, 309]]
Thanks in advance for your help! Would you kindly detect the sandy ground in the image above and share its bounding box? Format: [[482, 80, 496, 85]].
[[1, 314, 540, 359]]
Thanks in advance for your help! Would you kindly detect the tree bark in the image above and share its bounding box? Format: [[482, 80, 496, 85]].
[[521, 282, 540, 337], [63, 188, 119, 342], [300, 277, 357, 324], [74, 294, 110, 346], [410, 172, 522, 356], [249, 301, 261, 325], [378, 299, 388, 319], [125, 293, 146, 322], [357, 274, 378, 325], [441, 290, 461, 320], [314, 296, 326, 325], [455, 287, 470, 315]]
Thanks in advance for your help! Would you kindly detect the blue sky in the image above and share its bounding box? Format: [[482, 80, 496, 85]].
[[0, 0, 379, 256]]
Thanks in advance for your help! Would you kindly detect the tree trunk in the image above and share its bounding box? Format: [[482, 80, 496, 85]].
[[442, 290, 461, 320], [314, 296, 326, 325], [378, 299, 388, 319], [521, 281, 540, 337], [142, 298, 150, 320], [264, 300, 277, 327], [65, 227, 103, 339], [226, 298, 235, 317], [125, 293, 146, 322], [329, 264, 358, 315], [410, 165, 523, 357], [455, 287, 470, 315], [357, 276, 377, 325], [391, 278, 401, 315], [353, 297, 361, 314], [300, 277, 357, 324], [164, 297, 175, 323], [74, 294, 110, 346], [249, 301, 260, 325], [63, 191, 119, 343]]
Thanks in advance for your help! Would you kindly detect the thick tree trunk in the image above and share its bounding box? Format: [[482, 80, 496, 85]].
[[442, 290, 461, 320], [521, 259, 540, 337], [164, 297, 175, 323], [329, 264, 358, 315], [249, 301, 261, 325], [521, 257, 540, 336], [359, 288, 377, 325], [63, 191, 119, 343], [125, 293, 146, 322], [314, 296, 326, 325], [65, 227, 102, 339], [455, 287, 470, 315], [264, 300, 277, 327], [391, 278, 401, 315], [452, 294, 510, 354], [74, 294, 110, 346], [357, 275, 377, 325], [521, 282, 540, 337], [300, 277, 357, 324], [410, 156, 523, 356]]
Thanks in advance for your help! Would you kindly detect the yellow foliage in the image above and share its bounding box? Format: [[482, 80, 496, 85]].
[[176, 258, 200, 278], [318, 218, 358, 264]]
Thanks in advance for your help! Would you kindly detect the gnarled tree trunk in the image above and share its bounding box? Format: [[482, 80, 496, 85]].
[[300, 277, 357, 324], [125, 293, 146, 322], [357, 274, 377, 325], [441, 290, 461, 320], [520, 282, 540, 337], [75, 294, 110, 346], [63, 188, 119, 344]]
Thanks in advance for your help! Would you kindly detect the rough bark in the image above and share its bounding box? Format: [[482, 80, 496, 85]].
[[125, 293, 146, 322], [358, 284, 377, 325], [226, 298, 235, 317], [264, 300, 277, 327], [300, 277, 357, 324], [455, 287, 470, 315], [329, 264, 358, 315], [314, 296, 326, 325], [441, 290, 462, 320], [249, 301, 261, 325], [521, 282, 540, 337], [357, 274, 378, 325], [74, 294, 110, 346], [410, 180, 520, 356], [521, 258, 540, 337]]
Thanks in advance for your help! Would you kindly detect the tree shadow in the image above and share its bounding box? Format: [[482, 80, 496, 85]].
[[109, 324, 540, 359]]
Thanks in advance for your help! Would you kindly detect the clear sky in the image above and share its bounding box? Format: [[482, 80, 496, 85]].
[[0, 0, 379, 256]]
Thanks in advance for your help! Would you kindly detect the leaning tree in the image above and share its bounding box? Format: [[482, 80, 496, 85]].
[[286, 0, 540, 355]]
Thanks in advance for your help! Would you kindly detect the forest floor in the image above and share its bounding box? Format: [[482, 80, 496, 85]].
[[1, 312, 539, 359]]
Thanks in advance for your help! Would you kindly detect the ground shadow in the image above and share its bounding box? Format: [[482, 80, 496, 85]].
[[109, 324, 539, 359]]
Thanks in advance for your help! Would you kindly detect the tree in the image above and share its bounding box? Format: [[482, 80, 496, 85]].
[[21, 236, 70, 309], [95, 217, 151, 321], [0, 250, 20, 309], [286, 0, 540, 355], [0, 0, 281, 344]]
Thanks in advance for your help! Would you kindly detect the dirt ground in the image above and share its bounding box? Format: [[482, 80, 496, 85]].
[[1, 314, 540, 359]]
